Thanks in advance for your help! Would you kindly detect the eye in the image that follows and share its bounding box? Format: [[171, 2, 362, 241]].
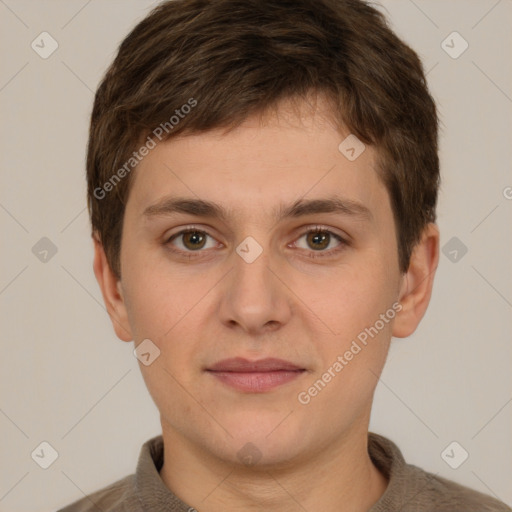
[[164, 225, 348, 260], [166, 228, 218, 254], [292, 226, 347, 259]]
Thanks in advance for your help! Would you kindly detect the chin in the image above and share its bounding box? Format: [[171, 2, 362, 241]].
[[206, 415, 308, 467]]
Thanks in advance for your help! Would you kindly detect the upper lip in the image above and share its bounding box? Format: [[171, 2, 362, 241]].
[[206, 357, 304, 372]]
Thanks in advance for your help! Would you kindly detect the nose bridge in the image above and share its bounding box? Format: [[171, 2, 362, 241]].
[[232, 233, 275, 302], [218, 232, 291, 333]]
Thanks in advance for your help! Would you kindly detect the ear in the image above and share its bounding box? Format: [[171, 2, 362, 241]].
[[392, 223, 440, 338], [92, 234, 133, 342]]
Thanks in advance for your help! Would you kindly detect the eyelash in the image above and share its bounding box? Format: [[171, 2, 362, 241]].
[[164, 225, 349, 260]]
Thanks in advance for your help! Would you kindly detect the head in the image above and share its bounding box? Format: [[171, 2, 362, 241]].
[[90, 0, 440, 467]]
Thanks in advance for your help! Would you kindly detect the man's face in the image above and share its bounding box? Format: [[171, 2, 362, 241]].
[[116, 96, 405, 465]]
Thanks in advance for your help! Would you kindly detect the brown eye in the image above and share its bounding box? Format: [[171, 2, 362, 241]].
[[293, 227, 348, 260], [306, 230, 331, 251], [167, 229, 216, 253], [181, 230, 207, 250]]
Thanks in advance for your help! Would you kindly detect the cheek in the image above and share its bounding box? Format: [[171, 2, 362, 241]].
[[298, 258, 397, 401], [120, 240, 204, 341], [297, 285, 395, 421], [121, 261, 218, 388], [298, 260, 395, 337]]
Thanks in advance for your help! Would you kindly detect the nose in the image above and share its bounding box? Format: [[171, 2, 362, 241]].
[[217, 236, 293, 336]]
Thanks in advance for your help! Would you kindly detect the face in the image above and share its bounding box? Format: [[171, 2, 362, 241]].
[[98, 95, 435, 468]]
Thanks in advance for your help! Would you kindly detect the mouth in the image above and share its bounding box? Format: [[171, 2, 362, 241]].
[[205, 357, 307, 393]]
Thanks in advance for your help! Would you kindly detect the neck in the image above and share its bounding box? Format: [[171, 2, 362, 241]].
[[159, 422, 388, 512]]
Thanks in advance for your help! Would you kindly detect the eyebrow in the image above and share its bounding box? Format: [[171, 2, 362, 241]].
[[143, 196, 373, 223]]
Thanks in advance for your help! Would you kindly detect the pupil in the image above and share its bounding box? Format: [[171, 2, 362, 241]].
[[310, 231, 328, 250], [186, 231, 204, 249]]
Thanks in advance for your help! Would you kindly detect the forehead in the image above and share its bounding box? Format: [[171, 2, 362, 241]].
[[125, 96, 390, 229]]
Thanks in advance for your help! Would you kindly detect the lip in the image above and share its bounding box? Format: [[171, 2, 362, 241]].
[[205, 358, 306, 393], [207, 357, 304, 372]]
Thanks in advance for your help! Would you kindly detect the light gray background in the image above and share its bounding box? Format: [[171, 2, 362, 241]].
[[0, 1, 511, 511]]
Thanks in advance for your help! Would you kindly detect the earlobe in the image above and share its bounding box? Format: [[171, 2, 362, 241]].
[[392, 223, 440, 338], [92, 234, 133, 342]]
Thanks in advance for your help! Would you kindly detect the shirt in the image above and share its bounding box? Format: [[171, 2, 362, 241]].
[[57, 432, 511, 511]]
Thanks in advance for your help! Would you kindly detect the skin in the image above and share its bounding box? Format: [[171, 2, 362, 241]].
[[94, 94, 439, 512]]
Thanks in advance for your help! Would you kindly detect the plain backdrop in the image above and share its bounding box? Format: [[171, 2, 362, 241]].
[[0, 1, 511, 511]]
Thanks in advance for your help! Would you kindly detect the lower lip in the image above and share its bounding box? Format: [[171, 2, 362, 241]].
[[207, 370, 305, 392]]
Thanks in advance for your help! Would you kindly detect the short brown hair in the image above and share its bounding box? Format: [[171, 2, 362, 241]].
[[87, 0, 439, 277]]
